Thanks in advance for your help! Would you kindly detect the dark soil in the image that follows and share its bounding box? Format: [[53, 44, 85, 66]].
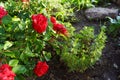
[[36, 3, 120, 80]]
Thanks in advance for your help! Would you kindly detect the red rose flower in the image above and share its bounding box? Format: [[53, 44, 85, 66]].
[[31, 14, 48, 34], [0, 6, 7, 19], [53, 23, 69, 37], [50, 16, 69, 37], [50, 16, 56, 24], [0, 64, 16, 80], [34, 61, 49, 77], [0, 64, 12, 70]]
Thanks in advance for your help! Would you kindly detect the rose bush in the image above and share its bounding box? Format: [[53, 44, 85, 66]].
[[0, 1, 71, 79]]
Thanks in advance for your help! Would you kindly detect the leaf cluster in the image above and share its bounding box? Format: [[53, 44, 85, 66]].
[[108, 16, 120, 37], [60, 26, 106, 72]]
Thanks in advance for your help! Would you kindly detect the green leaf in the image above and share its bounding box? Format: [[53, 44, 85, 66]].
[[12, 65, 27, 74], [43, 51, 52, 61], [0, 26, 5, 35], [9, 59, 19, 67], [18, 23, 24, 30], [0, 44, 3, 51], [3, 41, 13, 50], [117, 16, 120, 20], [12, 16, 20, 22], [15, 75, 26, 80], [24, 46, 35, 57], [20, 46, 35, 63], [4, 52, 16, 58], [2, 15, 12, 25]]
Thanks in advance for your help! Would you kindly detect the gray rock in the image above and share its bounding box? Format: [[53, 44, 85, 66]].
[[85, 7, 118, 19]]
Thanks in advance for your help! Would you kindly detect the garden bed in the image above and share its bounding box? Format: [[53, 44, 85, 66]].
[[36, 3, 120, 80], [0, 1, 120, 80], [36, 32, 120, 80]]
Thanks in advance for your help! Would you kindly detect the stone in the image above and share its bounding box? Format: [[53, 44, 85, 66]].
[[85, 7, 118, 19]]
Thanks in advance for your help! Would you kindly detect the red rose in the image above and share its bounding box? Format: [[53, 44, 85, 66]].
[[0, 6, 7, 19], [0, 64, 12, 70], [31, 14, 48, 34], [34, 61, 49, 77], [50, 16, 69, 37], [50, 16, 56, 24], [53, 23, 69, 37], [0, 64, 16, 80]]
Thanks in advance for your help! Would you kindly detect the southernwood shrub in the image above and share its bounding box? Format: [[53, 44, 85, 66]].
[[60, 26, 107, 72]]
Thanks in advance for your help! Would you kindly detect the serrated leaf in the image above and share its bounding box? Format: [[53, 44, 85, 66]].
[[12, 65, 27, 74], [9, 59, 19, 67], [3, 41, 13, 50]]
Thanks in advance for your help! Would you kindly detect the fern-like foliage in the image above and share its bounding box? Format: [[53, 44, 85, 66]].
[[61, 26, 106, 72]]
